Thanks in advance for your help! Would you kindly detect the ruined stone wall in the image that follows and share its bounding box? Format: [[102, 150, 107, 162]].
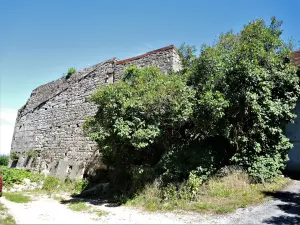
[[10, 45, 181, 179], [114, 45, 181, 81]]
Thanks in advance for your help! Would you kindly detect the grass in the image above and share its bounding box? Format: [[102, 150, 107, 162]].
[[68, 202, 90, 212], [67, 202, 109, 217], [3, 192, 31, 203], [92, 209, 109, 217], [126, 172, 291, 214], [53, 195, 65, 201], [0, 203, 16, 225]]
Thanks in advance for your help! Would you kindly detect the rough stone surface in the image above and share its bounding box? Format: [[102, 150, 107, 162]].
[[10, 45, 181, 179]]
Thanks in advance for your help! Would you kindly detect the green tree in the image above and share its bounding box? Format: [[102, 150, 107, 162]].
[[84, 66, 196, 170], [190, 17, 300, 181], [177, 43, 197, 74]]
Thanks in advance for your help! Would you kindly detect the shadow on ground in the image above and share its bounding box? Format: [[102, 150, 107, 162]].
[[60, 197, 121, 207], [262, 171, 300, 225]]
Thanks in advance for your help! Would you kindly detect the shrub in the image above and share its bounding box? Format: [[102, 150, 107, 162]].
[[73, 179, 89, 194], [66, 67, 76, 79], [42, 176, 62, 191], [126, 171, 291, 213], [85, 17, 299, 200], [84, 66, 196, 192], [0, 166, 44, 186], [189, 17, 300, 181], [0, 155, 9, 166], [25, 149, 38, 159], [10, 152, 19, 161]]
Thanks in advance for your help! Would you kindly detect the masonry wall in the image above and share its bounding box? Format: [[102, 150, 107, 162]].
[[10, 45, 181, 180]]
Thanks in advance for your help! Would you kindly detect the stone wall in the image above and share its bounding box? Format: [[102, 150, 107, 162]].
[[10, 45, 181, 180]]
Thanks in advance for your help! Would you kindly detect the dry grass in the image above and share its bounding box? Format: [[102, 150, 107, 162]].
[[126, 172, 291, 214]]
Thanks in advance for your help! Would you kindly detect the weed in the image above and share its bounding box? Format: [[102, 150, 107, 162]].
[[0, 166, 44, 187], [66, 67, 76, 79], [25, 150, 38, 159], [73, 179, 89, 195], [126, 172, 291, 214], [68, 202, 89, 211], [42, 176, 61, 191], [10, 153, 19, 161], [92, 209, 109, 217]]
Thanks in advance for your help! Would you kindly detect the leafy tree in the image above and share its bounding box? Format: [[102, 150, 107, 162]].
[[190, 17, 300, 181], [85, 17, 299, 191], [84, 66, 196, 171], [177, 43, 197, 74]]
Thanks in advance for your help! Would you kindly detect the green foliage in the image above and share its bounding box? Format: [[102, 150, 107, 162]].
[[0, 155, 9, 166], [177, 43, 197, 74], [42, 176, 61, 191], [25, 149, 38, 159], [85, 17, 299, 200], [0, 166, 44, 186], [67, 202, 89, 212], [85, 66, 195, 171], [66, 67, 76, 79], [127, 172, 290, 214], [10, 152, 19, 161], [73, 179, 89, 194], [189, 17, 300, 181]]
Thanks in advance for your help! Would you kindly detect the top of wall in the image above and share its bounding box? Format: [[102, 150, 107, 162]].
[[116, 45, 177, 65], [17, 45, 178, 119]]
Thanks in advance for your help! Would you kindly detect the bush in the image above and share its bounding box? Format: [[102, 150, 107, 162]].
[[0, 155, 9, 166], [73, 179, 89, 194], [42, 176, 62, 191], [84, 65, 196, 192], [0, 166, 44, 186], [126, 171, 291, 213], [66, 67, 76, 79], [10, 152, 19, 161], [25, 149, 38, 159], [189, 17, 299, 181], [85, 17, 299, 200]]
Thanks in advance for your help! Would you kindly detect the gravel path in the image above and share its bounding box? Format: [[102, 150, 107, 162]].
[[1, 180, 300, 224]]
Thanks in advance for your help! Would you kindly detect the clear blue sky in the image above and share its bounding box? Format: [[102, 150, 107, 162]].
[[0, 0, 299, 154]]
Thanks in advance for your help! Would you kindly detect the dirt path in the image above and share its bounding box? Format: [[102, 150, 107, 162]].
[[1, 180, 300, 224]]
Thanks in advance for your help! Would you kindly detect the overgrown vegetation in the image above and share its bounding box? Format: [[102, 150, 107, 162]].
[[0, 166, 44, 186], [10, 152, 19, 161], [0, 155, 9, 166], [84, 17, 299, 205], [25, 149, 38, 159], [126, 170, 290, 213], [0, 166, 88, 196]]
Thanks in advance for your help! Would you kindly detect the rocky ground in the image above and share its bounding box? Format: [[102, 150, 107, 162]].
[[1, 180, 300, 224]]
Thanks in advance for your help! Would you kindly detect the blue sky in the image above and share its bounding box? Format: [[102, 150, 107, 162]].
[[0, 0, 299, 154]]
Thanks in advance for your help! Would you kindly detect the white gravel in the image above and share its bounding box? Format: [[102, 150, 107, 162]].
[[1, 180, 300, 224]]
